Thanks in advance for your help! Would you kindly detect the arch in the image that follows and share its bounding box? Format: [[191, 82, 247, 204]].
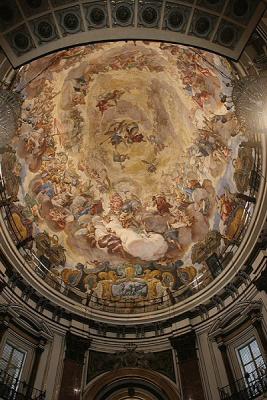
[[0, 0, 265, 67], [83, 368, 181, 400]]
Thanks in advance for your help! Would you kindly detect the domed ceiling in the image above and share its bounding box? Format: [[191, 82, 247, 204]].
[[0, 41, 260, 310]]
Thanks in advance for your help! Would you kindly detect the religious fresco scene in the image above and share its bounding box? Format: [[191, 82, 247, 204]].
[[0, 41, 259, 308]]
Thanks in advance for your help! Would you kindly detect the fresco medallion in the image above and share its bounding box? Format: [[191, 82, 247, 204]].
[[0, 41, 259, 307]]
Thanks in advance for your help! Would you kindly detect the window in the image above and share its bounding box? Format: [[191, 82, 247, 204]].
[[238, 338, 265, 380], [0, 342, 26, 384]]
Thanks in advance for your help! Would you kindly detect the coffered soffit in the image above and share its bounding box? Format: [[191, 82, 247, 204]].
[[0, 0, 266, 67]]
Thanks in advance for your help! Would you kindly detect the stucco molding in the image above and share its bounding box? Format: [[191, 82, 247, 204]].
[[208, 300, 263, 342], [0, 302, 54, 341]]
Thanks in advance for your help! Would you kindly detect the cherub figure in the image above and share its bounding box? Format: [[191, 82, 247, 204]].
[[113, 152, 130, 169], [96, 90, 125, 115], [147, 135, 167, 154], [141, 158, 158, 173]]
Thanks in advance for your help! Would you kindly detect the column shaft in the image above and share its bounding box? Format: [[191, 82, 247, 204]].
[[58, 333, 90, 400], [171, 332, 205, 400], [218, 344, 236, 393]]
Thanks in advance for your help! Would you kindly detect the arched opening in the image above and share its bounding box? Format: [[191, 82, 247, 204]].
[[83, 368, 181, 400]]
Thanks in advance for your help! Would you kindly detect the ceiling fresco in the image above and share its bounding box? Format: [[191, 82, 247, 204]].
[[0, 41, 259, 308]]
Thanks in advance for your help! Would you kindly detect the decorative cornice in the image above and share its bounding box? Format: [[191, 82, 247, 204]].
[[0, 303, 54, 341], [208, 300, 263, 341]]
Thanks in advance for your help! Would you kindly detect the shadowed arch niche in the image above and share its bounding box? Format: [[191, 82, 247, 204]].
[[83, 368, 181, 400]]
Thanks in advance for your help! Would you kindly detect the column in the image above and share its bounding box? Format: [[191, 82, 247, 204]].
[[27, 342, 45, 397], [58, 332, 90, 400], [0, 315, 10, 343], [170, 332, 205, 400], [252, 318, 267, 356], [218, 343, 236, 393]]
